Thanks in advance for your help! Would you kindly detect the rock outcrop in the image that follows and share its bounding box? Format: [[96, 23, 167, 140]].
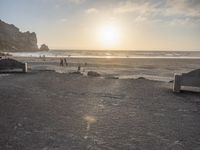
[[0, 20, 39, 52], [87, 71, 101, 77], [40, 44, 49, 51]]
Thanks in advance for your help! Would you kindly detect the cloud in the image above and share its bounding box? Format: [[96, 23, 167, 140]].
[[114, 1, 149, 14], [114, 1, 165, 14], [85, 8, 98, 14], [135, 16, 147, 23], [53, 0, 86, 5], [168, 17, 200, 27], [112, 0, 200, 26], [53, 0, 200, 26], [166, 0, 200, 17], [114, 0, 200, 17], [67, 0, 86, 4], [60, 18, 68, 22]]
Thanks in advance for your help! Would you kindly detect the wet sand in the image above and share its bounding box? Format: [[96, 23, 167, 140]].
[[13, 57, 200, 81], [0, 70, 200, 150]]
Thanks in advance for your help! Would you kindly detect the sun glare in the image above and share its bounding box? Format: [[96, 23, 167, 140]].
[[98, 24, 120, 48]]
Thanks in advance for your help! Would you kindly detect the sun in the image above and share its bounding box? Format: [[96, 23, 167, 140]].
[[98, 24, 120, 48]]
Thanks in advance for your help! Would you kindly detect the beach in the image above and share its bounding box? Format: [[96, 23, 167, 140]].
[[0, 57, 200, 150], [12, 56, 200, 81], [1, 0, 200, 148]]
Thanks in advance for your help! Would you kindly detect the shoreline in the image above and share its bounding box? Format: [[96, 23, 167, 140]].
[[10, 56, 200, 82], [7, 49, 200, 59], [9, 54, 200, 59]]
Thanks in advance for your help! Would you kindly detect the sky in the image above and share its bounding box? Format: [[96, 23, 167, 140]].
[[0, 0, 200, 50]]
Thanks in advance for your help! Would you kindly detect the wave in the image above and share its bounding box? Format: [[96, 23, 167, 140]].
[[9, 50, 200, 59]]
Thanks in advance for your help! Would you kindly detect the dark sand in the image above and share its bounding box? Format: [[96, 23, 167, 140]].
[[0, 71, 200, 150], [13, 57, 200, 81]]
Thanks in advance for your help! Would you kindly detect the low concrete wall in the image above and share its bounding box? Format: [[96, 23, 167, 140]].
[[0, 58, 27, 73], [173, 69, 200, 92]]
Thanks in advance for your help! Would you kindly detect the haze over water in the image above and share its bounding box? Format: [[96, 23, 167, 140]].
[[11, 50, 200, 59]]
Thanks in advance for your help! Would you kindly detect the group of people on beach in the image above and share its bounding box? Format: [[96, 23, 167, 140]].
[[60, 58, 68, 66], [39, 55, 46, 61], [59, 58, 89, 72]]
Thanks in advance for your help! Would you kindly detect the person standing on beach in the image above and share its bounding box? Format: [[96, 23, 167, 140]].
[[78, 64, 81, 72], [64, 58, 68, 66], [43, 55, 46, 61], [60, 58, 64, 66]]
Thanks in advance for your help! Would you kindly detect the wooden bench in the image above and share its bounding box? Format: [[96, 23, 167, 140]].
[[173, 69, 200, 92], [0, 58, 27, 73]]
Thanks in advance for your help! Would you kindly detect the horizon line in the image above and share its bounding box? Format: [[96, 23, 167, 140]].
[[48, 49, 200, 52]]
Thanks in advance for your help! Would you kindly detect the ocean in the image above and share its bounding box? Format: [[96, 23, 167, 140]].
[[10, 50, 200, 59]]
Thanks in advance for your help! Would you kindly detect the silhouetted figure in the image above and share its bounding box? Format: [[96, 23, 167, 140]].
[[64, 58, 68, 66], [60, 58, 64, 66], [43, 55, 46, 61], [77, 64, 81, 72]]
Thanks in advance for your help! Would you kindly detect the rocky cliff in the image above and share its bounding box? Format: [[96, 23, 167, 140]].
[[0, 20, 39, 52], [40, 44, 49, 51]]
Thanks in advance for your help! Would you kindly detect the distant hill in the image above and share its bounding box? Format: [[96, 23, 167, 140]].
[[0, 20, 40, 52]]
